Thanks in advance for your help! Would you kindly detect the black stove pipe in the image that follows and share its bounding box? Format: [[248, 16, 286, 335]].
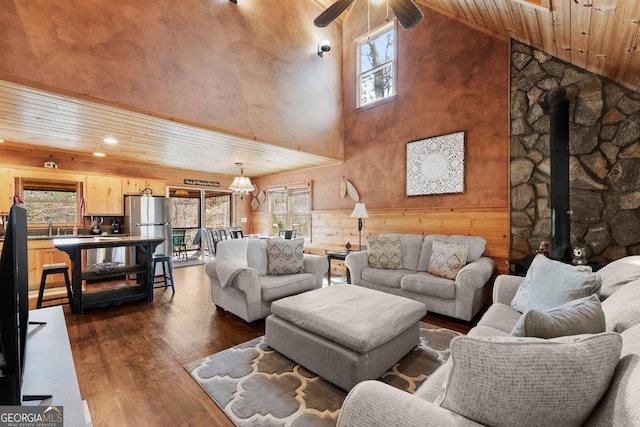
[[544, 87, 571, 261]]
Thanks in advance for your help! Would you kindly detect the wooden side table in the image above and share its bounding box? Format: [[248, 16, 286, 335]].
[[325, 250, 352, 284]]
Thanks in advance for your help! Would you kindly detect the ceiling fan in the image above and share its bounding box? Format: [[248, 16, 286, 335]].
[[314, 0, 423, 30]]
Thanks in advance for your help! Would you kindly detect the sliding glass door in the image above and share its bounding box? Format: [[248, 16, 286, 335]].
[[169, 187, 231, 265]]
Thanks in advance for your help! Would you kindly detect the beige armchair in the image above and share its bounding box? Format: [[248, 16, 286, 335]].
[[204, 238, 327, 322]]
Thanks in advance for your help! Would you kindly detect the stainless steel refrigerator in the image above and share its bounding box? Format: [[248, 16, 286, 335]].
[[124, 195, 172, 273]]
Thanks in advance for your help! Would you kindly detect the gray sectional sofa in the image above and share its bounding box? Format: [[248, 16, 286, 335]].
[[338, 255, 640, 427], [345, 233, 495, 321]]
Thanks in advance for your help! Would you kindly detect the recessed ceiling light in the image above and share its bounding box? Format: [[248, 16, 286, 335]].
[[0, 139, 4, 143], [103, 137, 118, 144], [93, 152, 106, 157]]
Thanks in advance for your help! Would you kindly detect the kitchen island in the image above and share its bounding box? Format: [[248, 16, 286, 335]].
[[54, 236, 164, 313]]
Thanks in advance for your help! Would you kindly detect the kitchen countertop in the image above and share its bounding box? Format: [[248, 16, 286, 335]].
[[0, 234, 128, 241], [53, 235, 160, 249]]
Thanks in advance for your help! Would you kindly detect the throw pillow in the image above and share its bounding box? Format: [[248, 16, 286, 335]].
[[510, 294, 605, 338], [266, 238, 304, 275], [366, 236, 402, 269], [601, 279, 640, 333], [511, 254, 598, 313], [437, 333, 622, 427], [427, 240, 468, 280]]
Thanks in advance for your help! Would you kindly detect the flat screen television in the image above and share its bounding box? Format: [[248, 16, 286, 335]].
[[0, 205, 29, 405]]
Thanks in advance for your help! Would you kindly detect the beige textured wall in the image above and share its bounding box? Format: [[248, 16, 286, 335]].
[[0, 0, 343, 157], [254, 5, 510, 212]]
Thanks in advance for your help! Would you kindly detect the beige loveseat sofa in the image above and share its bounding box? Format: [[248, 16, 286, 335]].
[[204, 238, 327, 322], [338, 255, 640, 427], [345, 234, 495, 321]]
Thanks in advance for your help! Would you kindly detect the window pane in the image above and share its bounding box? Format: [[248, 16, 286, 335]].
[[267, 186, 311, 239], [358, 23, 395, 107], [360, 65, 393, 106], [205, 195, 231, 229], [24, 189, 78, 224], [171, 197, 200, 228], [360, 29, 394, 73]]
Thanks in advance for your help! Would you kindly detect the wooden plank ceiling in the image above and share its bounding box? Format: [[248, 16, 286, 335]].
[[0, 79, 340, 177], [415, 0, 640, 91]]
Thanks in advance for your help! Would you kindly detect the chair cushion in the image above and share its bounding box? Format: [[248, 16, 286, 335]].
[[259, 273, 316, 302], [266, 238, 305, 275], [361, 268, 413, 288], [511, 254, 600, 313], [437, 333, 622, 427], [476, 303, 523, 334], [401, 272, 455, 299], [510, 294, 605, 338], [366, 235, 402, 269], [427, 240, 468, 279]]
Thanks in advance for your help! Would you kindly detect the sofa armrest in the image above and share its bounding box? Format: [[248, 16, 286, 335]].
[[492, 274, 524, 305], [455, 257, 495, 291], [337, 381, 484, 427], [303, 254, 329, 288], [345, 251, 368, 285], [205, 260, 262, 300], [204, 259, 219, 281]]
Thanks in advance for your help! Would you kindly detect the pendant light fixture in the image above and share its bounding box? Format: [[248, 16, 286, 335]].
[[229, 162, 253, 200]]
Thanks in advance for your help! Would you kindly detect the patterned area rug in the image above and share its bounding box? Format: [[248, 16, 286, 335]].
[[185, 322, 461, 427]]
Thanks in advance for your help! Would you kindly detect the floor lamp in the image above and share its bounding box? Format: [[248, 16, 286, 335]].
[[350, 203, 369, 251]]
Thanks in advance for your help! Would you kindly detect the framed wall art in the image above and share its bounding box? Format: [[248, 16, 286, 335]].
[[406, 131, 465, 196]]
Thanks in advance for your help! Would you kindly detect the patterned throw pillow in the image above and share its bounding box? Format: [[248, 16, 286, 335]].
[[427, 240, 468, 279], [267, 238, 305, 275], [366, 236, 402, 269]]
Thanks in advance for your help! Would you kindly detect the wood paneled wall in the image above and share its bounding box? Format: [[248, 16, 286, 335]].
[[251, 206, 510, 277]]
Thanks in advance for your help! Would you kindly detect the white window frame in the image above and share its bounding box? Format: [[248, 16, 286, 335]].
[[356, 21, 397, 108]]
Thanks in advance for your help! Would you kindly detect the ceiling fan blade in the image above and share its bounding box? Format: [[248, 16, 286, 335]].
[[388, 0, 423, 29], [314, 0, 356, 27]]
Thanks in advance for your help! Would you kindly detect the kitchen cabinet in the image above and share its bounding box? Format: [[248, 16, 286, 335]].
[[0, 168, 13, 214], [27, 240, 72, 291], [122, 177, 166, 196], [85, 175, 123, 215]]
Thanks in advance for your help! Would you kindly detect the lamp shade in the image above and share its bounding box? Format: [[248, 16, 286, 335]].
[[229, 176, 253, 194], [350, 203, 369, 218]]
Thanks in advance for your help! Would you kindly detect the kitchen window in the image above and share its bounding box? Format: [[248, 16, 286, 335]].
[[18, 179, 82, 226], [357, 21, 396, 107], [267, 182, 311, 239]]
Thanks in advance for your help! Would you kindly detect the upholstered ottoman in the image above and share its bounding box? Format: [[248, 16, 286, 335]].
[[265, 285, 427, 390]]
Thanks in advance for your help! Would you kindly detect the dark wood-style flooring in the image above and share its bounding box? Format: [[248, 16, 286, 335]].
[[33, 265, 472, 426]]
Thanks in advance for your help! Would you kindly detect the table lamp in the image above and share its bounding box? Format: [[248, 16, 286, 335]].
[[350, 203, 369, 251]]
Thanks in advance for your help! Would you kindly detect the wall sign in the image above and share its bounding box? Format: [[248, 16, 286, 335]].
[[184, 179, 220, 187]]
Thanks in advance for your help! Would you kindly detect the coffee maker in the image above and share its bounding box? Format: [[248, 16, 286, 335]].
[[112, 219, 122, 234]]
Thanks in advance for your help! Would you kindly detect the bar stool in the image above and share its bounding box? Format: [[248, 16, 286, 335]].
[[152, 254, 175, 293], [37, 263, 75, 314]]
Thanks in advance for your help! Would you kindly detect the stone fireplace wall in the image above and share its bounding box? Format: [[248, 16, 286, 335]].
[[511, 40, 640, 264]]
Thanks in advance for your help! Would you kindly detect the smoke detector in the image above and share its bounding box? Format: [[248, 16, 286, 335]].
[[44, 161, 58, 169]]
